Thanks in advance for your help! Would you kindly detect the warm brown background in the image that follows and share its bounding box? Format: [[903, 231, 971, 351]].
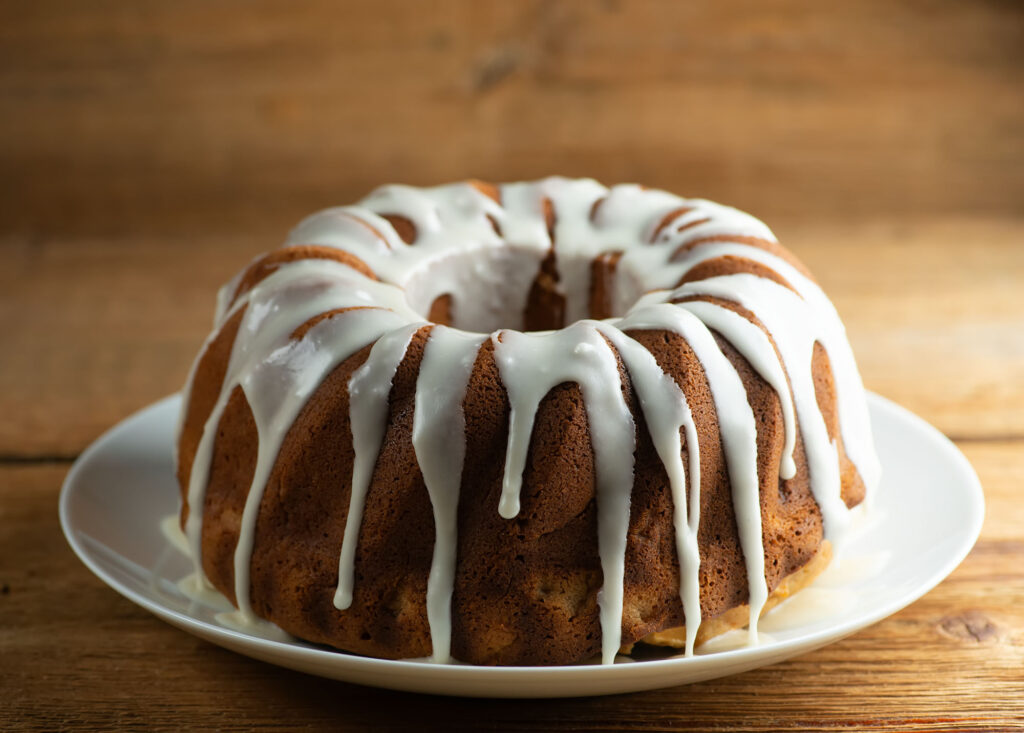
[[2, 1, 1023, 730]]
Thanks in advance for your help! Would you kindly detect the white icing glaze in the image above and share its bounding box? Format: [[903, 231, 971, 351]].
[[334, 321, 425, 610], [667, 241, 880, 491], [698, 628, 779, 655], [184, 259, 416, 597], [674, 274, 853, 542], [178, 177, 880, 665], [159, 514, 191, 556], [492, 322, 636, 665], [673, 299, 798, 480], [594, 323, 703, 656], [412, 326, 487, 663], [177, 572, 236, 613], [230, 307, 410, 622], [619, 303, 768, 645]]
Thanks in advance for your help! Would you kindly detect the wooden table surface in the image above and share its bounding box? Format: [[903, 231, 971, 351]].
[[2, 2, 1022, 730]]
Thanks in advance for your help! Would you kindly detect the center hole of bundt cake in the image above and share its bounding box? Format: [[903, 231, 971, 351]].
[[401, 247, 637, 333]]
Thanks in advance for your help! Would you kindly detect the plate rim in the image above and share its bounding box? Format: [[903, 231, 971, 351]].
[[59, 391, 985, 696]]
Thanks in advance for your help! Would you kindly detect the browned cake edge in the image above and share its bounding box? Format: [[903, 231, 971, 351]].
[[626, 539, 833, 653]]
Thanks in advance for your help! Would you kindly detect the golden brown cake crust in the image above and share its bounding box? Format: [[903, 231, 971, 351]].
[[634, 540, 834, 652], [177, 180, 869, 666]]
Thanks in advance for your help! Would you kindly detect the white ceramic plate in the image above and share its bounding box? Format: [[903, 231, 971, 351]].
[[60, 393, 983, 698]]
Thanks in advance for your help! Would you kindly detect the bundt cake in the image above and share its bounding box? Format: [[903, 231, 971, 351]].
[[176, 177, 880, 666]]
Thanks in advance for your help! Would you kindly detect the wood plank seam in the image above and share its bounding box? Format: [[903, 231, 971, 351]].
[[0, 453, 78, 465]]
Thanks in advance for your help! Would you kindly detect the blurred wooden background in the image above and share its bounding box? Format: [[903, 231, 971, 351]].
[[2, 1, 1023, 730], [2, 0, 1022, 237]]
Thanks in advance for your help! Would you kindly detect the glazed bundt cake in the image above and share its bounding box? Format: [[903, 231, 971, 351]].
[[176, 177, 880, 666]]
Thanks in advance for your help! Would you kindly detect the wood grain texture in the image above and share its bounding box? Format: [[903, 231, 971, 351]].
[[2, 0, 1022, 729], [2, 448, 1021, 731]]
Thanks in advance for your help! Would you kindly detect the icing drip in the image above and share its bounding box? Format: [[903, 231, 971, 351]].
[[594, 323, 703, 656], [185, 258, 415, 590], [334, 321, 425, 610], [180, 177, 881, 665], [673, 300, 798, 480], [492, 322, 636, 665], [674, 275, 854, 541], [620, 303, 768, 644], [231, 307, 409, 620], [667, 241, 880, 491], [411, 326, 487, 663]]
